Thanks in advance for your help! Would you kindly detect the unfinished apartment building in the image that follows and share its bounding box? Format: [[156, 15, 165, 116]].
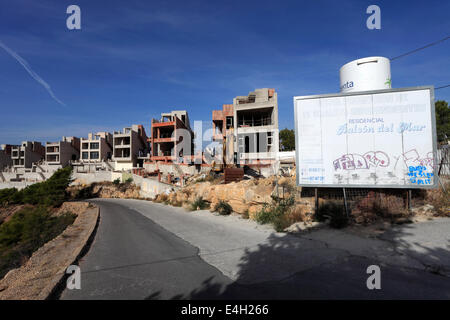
[[80, 132, 113, 162], [0, 144, 12, 171], [150, 111, 193, 163], [233, 88, 279, 166], [212, 104, 235, 165], [45, 137, 80, 166], [113, 125, 149, 170], [11, 141, 45, 170]]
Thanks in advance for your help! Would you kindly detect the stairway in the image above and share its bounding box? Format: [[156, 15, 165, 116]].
[[105, 160, 114, 171], [35, 163, 45, 173]]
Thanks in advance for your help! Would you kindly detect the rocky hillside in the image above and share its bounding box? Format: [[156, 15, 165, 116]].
[[156, 176, 315, 221], [67, 181, 142, 200]]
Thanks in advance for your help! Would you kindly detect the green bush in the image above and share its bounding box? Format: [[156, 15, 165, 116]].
[[0, 188, 19, 206], [112, 178, 121, 185], [255, 196, 295, 232], [124, 177, 133, 184], [1, 167, 73, 207], [189, 197, 209, 211], [0, 206, 76, 279], [315, 201, 348, 229], [214, 201, 232, 215]]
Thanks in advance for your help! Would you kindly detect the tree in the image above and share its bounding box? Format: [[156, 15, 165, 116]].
[[279, 128, 295, 151], [435, 100, 450, 144]]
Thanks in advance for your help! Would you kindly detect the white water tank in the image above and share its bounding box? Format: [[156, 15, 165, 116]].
[[339, 56, 391, 93]]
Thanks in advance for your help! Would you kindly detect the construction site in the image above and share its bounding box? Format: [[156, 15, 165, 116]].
[[0, 88, 294, 194]]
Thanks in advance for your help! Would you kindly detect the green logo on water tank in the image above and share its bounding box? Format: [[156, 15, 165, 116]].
[[385, 78, 392, 88]]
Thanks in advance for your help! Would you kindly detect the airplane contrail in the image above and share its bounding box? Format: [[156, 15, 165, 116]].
[[0, 40, 66, 107]]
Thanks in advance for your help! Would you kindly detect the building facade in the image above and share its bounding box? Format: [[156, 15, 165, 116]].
[[150, 111, 193, 163], [233, 88, 279, 166], [80, 132, 113, 163], [212, 104, 235, 165], [45, 137, 80, 166], [11, 141, 45, 169], [0, 144, 13, 171], [113, 124, 149, 170]]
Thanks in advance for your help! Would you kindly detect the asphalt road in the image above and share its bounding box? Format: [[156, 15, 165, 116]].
[[61, 200, 235, 300], [61, 199, 450, 300]]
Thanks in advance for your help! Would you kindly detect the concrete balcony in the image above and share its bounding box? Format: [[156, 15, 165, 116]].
[[152, 121, 175, 128]]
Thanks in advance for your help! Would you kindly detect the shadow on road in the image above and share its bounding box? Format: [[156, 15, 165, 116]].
[[145, 221, 450, 300]]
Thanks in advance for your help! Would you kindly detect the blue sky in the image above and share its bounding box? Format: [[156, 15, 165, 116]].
[[0, 0, 449, 145]]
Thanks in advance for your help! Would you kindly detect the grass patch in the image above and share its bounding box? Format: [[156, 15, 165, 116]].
[[255, 196, 295, 232], [214, 201, 232, 215], [0, 206, 76, 279], [154, 193, 168, 204], [189, 197, 209, 211]]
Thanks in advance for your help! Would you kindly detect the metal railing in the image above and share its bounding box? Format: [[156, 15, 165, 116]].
[[238, 117, 272, 127]]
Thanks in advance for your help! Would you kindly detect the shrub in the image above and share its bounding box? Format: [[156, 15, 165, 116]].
[[124, 177, 133, 184], [0, 206, 76, 279], [189, 197, 209, 211], [154, 193, 168, 203], [2, 167, 73, 207], [316, 201, 348, 229], [273, 216, 291, 232], [112, 178, 121, 185], [255, 196, 295, 232], [426, 183, 450, 216], [0, 188, 19, 206], [256, 204, 279, 225], [173, 201, 183, 207], [214, 201, 232, 215], [351, 191, 409, 223]]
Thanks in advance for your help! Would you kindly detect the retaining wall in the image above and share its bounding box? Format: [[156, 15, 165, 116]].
[[71, 172, 113, 186]]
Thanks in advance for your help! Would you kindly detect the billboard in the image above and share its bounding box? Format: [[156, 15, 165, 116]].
[[294, 86, 437, 188]]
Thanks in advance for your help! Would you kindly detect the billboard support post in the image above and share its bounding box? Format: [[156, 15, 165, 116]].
[[314, 188, 318, 213], [343, 188, 349, 218], [407, 189, 412, 210]]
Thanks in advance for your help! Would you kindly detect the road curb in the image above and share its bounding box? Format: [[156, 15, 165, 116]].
[[47, 203, 101, 300], [0, 202, 100, 300]]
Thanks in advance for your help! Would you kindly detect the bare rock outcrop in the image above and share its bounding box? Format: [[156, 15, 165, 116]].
[[155, 176, 315, 224]]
